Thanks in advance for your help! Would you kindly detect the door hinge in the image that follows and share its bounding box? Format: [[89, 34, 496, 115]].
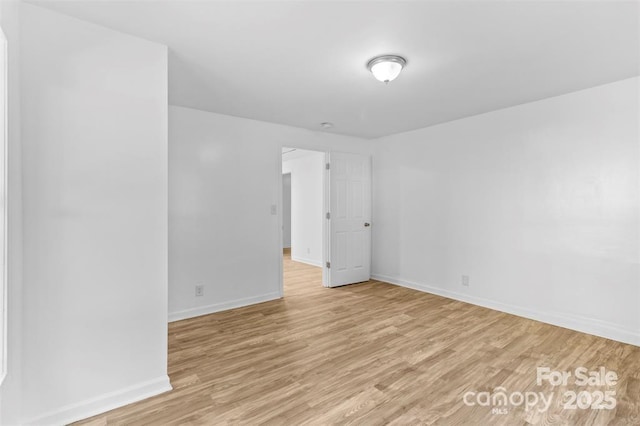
[[326, 212, 330, 219], [326, 261, 330, 269], [326, 163, 330, 170]]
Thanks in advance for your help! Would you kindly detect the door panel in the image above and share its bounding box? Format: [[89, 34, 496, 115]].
[[326, 152, 372, 287]]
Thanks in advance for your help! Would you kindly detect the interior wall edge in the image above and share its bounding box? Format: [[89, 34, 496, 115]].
[[372, 273, 640, 347], [168, 292, 282, 323], [23, 375, 172, 426], [290, 256, 323, 268]]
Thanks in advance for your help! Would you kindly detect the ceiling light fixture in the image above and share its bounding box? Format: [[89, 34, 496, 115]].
[[367, 55, 407, 83]]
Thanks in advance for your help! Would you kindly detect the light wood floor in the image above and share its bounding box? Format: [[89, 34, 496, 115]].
[[76, 253, 640, 425]]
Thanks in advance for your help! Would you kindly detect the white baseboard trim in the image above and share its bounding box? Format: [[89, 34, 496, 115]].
[[168, 292, 281, 322], [25, 375, 172, 426], [291, 255, 322, 267], [371, 273, 640, 347]]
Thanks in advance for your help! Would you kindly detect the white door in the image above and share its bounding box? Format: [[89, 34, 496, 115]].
[[325, 152, 372, 287]]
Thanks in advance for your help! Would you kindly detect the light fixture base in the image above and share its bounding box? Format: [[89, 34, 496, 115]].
[[367, 55, 407, 83]]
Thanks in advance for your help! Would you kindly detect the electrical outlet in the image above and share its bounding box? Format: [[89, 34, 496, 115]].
[[195, 285, 204, 297], [462, 275, 470, 287], [307, 247, 311, 254]]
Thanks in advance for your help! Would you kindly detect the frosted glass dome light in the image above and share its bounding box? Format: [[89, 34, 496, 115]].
[[367, 55, 407, 83]]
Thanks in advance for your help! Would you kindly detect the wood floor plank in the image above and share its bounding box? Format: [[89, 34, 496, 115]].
[[75, 253, 640, 425]]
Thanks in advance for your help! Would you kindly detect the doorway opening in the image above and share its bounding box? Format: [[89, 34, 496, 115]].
[[278, 146, 373, 295], [281, 147, 327, 295]]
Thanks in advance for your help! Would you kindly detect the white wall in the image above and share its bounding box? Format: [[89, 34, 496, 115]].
[[373, 77, 640, 346], [282, 173, 291, 249], [282, 151, 325, 266], [0, 1, 22, 424], [19, 4, 170, 424], [169, 106, 371, 321]]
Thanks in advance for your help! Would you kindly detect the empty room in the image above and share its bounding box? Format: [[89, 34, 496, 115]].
[[0, 0, 638, 425]]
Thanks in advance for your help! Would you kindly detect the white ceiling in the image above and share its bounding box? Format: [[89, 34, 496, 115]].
[[282, 147, 322, 161], [30, 1, 640, 139]]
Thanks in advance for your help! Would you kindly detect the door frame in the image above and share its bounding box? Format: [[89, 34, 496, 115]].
[[281, 172, 292, 251], [277, 145, 330, 297], [0, 26, 7, 387], [322, 152, 331, 288]]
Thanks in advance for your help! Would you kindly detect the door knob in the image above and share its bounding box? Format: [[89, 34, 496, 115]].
[[364, 222, 371, 227]]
